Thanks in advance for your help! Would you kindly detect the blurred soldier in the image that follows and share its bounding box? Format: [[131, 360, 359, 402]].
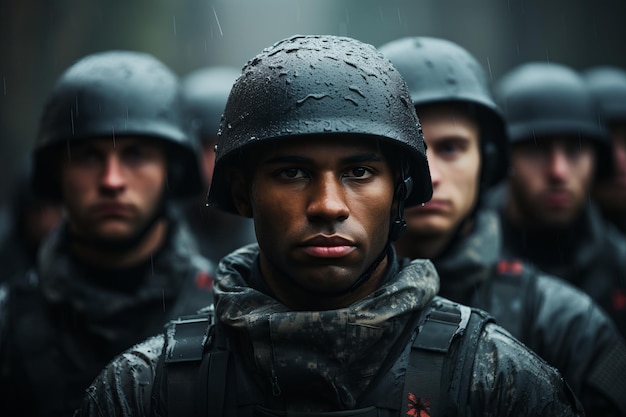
[[0, 161, 63, 283], [0, 51, 215, 417], [178, 66, 256, 261], [486, 62, 626, 338], [381, 36, 626, 416], [76, 35, 583, 417], [584, 66, 626, 235]]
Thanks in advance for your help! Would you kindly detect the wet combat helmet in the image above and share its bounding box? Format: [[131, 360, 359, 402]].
[[495, 62, 611, 178], [181, 66, 241, 144], [207, 34, 432, 215], [378, 36, 509, 188], [33, 50, 203, 199], [583, 66, 626, 124]]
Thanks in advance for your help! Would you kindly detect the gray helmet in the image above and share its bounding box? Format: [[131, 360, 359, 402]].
[[583, 66, 626, 124], [207, 35, 432, 214], [378, 36, 509, 187], [495, 62, 611, 178], [33, 50, 203, 199], [181, 66, 241, 143]]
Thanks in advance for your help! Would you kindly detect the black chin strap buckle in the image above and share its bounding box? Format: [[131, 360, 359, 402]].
[[389, 163, 412, 241]]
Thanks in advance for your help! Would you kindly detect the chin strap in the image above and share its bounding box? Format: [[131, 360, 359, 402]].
[[390, 158, 413, 241]]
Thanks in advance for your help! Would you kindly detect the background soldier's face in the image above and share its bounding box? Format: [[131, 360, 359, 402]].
[[233, 135, 395, 298], [60, 137, 167, 242], [593, 123, 626, 213], [402, 105, 481, 242], [508, 136, 595, 227]]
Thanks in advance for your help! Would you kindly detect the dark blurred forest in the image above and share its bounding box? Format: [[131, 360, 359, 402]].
[[1, 0, 625, 204]]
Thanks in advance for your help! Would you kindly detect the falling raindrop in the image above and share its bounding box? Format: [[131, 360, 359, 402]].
[[172, 16, 177, 36], [213, 7, 224, 36]]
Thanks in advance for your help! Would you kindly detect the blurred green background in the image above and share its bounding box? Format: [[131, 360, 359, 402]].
[[2, 0, 625, 203]]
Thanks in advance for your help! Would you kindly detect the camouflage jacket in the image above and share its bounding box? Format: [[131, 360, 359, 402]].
[[0, 215, 215, 417], [434, 210, 626, 416], [74, 244, 582, 417]]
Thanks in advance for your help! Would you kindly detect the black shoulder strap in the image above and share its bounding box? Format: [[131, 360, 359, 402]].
[[475, 259, 535, 340], [161, 311, 216, 417], [402, 298, 494, 417], [401, 298, 469, 417]]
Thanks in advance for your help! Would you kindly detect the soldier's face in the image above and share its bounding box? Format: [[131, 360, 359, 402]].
[[508, 136, 595, 227], [232, 136, 395, 309], [593, 123, 626, 213], [60, 137, 167, 242], [402, 105, 480, 243]]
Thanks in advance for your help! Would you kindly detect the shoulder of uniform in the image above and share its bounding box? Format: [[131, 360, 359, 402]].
[[164, 310, 215, 363], [420, 297, 494, 350], [76, 334, 166, 417]]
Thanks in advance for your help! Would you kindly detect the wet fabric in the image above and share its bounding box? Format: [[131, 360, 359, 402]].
[[491, 186, 626, 339], [434, 210, 626, 416], [75, 244, 582, 416], [0, 215, 215, 417]]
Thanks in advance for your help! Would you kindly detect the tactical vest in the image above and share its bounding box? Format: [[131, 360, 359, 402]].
[[155, 297, 494, 417]]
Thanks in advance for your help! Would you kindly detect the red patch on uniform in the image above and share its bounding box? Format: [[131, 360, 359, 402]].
[[613, 289, 626, 310], [497, 259, 524, 275], [195, 271, 214, 290], [407, 392, 431, 417]]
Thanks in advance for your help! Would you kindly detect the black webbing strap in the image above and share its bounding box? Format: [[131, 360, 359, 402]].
[[201, 319, 230, 417], [165, 315, 213, 417], [478, 259, 531, 340], [587, 341, 626, 413], [401, 301, 470, 417]]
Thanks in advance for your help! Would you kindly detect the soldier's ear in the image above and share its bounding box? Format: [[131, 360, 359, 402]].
[[230, 171, 253, 218]]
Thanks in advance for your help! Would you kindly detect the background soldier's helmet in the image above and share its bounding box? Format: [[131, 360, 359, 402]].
[[495, 62, 611, 178], [583, 66, 626, 125], [379, 36, 509, 188], [207, 34, 432, 214], [33, 50, 203, 199], [181, 66, 241, 144]]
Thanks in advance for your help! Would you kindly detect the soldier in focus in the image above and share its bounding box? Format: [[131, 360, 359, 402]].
[[75, 35, 583, 417]]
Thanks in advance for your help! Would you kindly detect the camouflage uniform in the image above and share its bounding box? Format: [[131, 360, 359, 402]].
[[435, 209, 626, 415], [75, 244, 582, 417], [0, 214, 215, 417]]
